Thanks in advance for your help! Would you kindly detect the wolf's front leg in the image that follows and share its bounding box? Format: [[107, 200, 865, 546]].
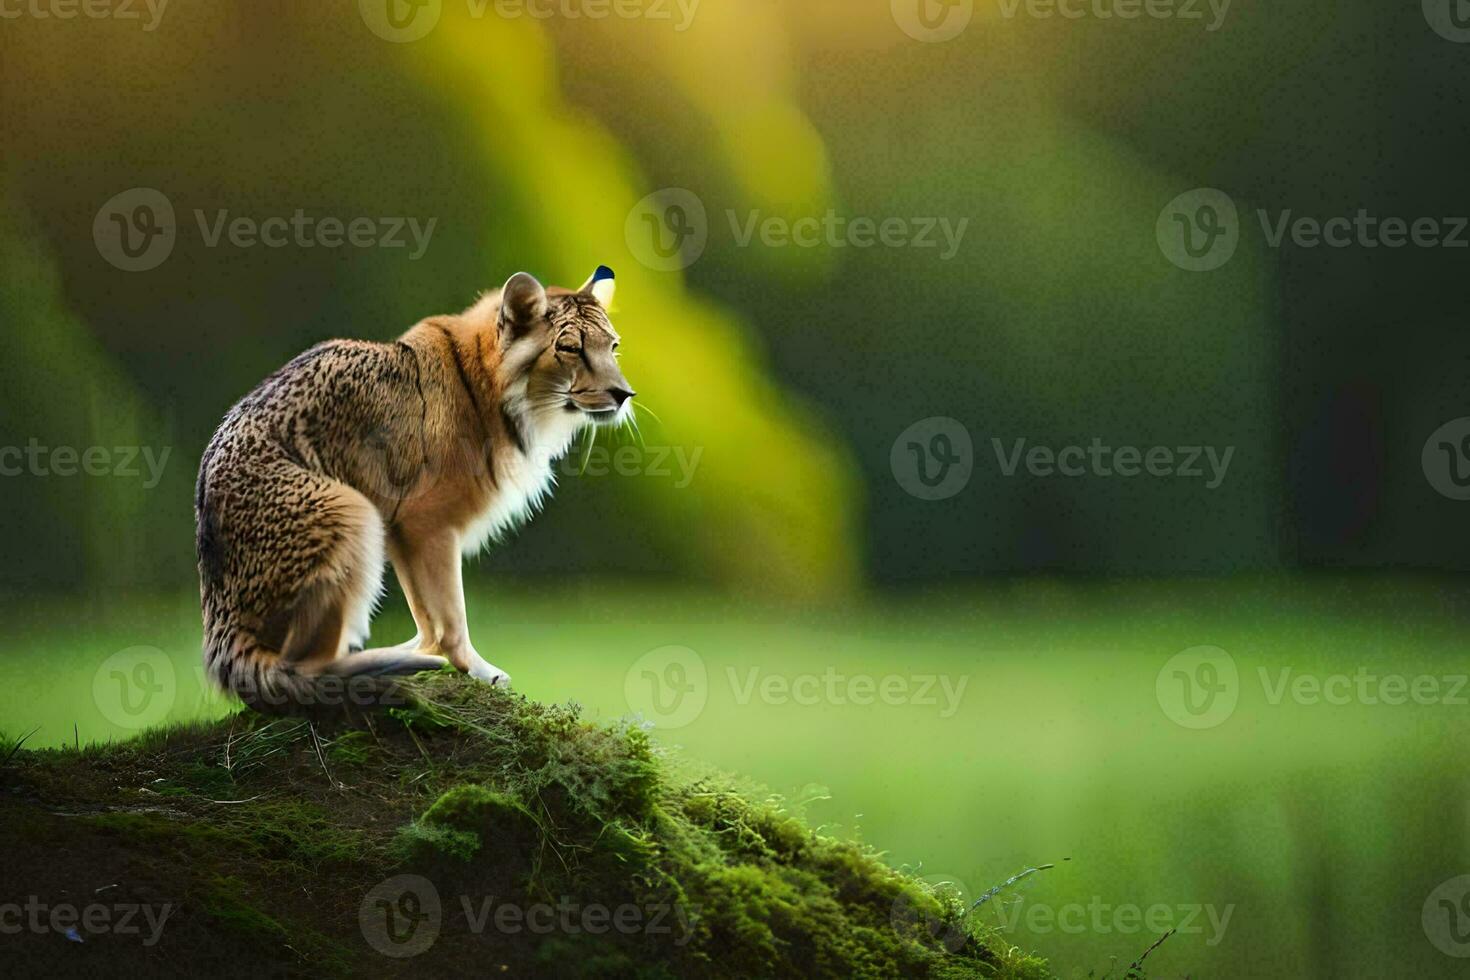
[[388, 527, 511, 686]]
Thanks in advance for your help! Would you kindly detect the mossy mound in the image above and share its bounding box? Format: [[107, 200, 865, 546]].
[[0, 673, 1050, 978]]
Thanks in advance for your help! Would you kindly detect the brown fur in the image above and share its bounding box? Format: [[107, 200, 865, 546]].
[[195, 270, 632, 713]]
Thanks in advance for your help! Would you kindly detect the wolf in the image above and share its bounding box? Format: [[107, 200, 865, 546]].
[[194, 268, 632, 712]]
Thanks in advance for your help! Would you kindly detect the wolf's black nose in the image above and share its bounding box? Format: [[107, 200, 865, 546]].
[[609, 387, 635, 407]]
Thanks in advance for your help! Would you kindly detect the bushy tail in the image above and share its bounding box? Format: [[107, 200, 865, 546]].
[[206, 628, 446, 718]]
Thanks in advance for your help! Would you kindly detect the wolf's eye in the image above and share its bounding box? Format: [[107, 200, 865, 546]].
[[556, 342, 582, 355]]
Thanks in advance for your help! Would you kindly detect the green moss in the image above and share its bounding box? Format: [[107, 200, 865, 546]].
[[236, 801, 371, 867], [3, 676, 1062, 978], [393, 820, 483, 863], [201, 875, 290, 940], [326, 729, 376, 766], [394, 785, 541, 867], [372, 678, 1047, 977], [87, 809, 237, 850], [200, 874, 355, 975]]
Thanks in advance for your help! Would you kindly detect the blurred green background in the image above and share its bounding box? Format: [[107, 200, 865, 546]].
[[3, 1, 1469, 977]]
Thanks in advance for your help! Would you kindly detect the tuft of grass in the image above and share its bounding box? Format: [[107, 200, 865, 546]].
[[0, 726, 39, 769]]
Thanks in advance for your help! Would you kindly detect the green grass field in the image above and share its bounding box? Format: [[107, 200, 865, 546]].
[[3, 575, 1467, 978]]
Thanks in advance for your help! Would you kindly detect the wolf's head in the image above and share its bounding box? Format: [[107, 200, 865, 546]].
[[494, 267, 635, 431]]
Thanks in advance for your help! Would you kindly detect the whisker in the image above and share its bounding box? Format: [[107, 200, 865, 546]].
[[577, 425, 596, 475], [632, 401, 664, 427]]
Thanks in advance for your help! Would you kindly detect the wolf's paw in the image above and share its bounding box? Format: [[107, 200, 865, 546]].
[[467, 658, 511, 688]]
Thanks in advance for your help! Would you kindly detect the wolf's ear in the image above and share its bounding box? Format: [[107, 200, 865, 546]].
[[500, 272, 547, 335], [580, 265, 616, 309]]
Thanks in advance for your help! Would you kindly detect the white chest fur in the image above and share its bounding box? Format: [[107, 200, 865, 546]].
[[460, 403, 585, 555]]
